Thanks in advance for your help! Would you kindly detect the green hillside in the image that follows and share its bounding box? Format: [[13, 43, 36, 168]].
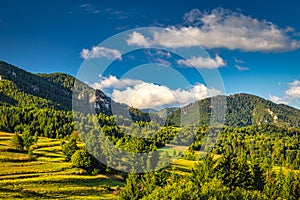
[[166, 93, 300, 127], [0, 61, 93, 110]]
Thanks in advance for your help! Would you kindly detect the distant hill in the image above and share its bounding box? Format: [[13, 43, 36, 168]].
[[156, 107, 178, 118], [166, 93, 300, 127]]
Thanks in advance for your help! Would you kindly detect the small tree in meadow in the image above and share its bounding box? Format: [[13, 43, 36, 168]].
[[11, 132, 24, 151], [11, 126, 35, 153], [22, 127, 34, 151]]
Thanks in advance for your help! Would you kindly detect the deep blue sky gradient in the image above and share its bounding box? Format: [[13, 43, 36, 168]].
[[0, 0, 300, 107]]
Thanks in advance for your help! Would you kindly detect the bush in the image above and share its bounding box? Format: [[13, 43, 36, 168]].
[[61, 138, 78, 160], [71, 149, 92, 171]]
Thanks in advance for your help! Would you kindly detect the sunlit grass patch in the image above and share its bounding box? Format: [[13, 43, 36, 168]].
[[170, 159, 198, 175], [0, 173, 122, 199], [0, 161, 72, 176], [0, 132, 13, 137]]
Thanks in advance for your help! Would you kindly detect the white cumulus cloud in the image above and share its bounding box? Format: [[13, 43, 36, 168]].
[[269, 95, 289, 105], [126, 8, 300, 52], [126, 31, 151, 47], [112, 82, 220, 109], [177, 55, 226, 69], [81, 46, 122, 60], [91, 75, 143, 90], [285, 80, 300, 98], [270, 80, 300, 107], [91, 75, 221, 109]]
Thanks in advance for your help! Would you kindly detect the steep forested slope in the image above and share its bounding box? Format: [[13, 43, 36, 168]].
[[0, 61, 94, 110]]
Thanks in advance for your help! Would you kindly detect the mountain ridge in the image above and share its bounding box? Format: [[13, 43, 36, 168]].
[[1, 60, 300, 128], [166, 93, 300, 127]]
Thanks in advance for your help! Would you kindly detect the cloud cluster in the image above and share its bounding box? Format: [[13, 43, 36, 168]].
[[177, 55, 226, 69], [269, 95, 289, 105], [183, 9, 202, 25], [127, 32, 151, 47], [285, 80, 300, 98], [81, 46, 122, 60], [270, 80, 300, 106], [144, 49, 172, 66], [126, 8, 300, 52], [234, 58, 249, 71], [91, 75, 221, 109], [91, 75, 143, 90]]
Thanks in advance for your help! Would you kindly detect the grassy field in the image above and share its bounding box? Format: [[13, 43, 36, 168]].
[[0, 132, 123, 199]]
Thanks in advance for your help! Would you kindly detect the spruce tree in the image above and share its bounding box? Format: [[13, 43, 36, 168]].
[[119, 172, 141, 200]]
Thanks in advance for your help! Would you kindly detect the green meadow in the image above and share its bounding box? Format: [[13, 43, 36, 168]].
[[0, 132, 124, 199]]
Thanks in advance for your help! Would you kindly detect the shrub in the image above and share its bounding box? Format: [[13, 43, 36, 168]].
[[61, 138, 78, 160], [71, 149, 92, 171]]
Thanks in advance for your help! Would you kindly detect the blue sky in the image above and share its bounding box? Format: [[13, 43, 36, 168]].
[[1, 0, 300, 109]]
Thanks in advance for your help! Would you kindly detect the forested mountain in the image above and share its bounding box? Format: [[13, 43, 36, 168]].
[[0, 61, 110, 112], [0, 61, 79, 110], [0, 61, 153, 135], [166, 93, 300, 127], [0, 61, 147, 120], [0, 61, 91, 136], [1, 60, 300, 129]]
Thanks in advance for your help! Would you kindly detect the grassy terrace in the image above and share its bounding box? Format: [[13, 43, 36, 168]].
[[0, 132, 123, 199]]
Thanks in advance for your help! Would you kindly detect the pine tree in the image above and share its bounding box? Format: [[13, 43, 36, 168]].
[[292, 172, 300, 199], [22, 126, 34, 151], [119, 172, 141, 200], [263, 171, 280, 199], [190, 153, 217, 189], [250, 159, 265, 191], [141, 172, 157, 196], [217, 151, 252, 190], [217, 151, 239, 190], [236, 155, 252, 189]]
